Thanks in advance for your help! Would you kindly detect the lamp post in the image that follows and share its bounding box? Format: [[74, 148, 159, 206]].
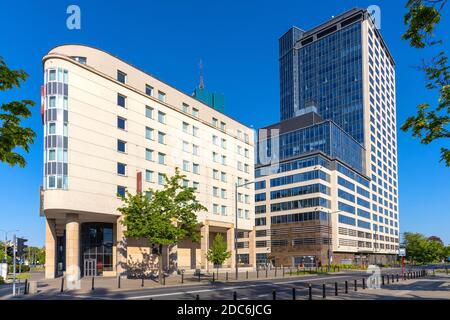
[[234, 180, 256, 279]]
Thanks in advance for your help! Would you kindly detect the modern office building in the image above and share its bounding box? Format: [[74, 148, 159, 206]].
[[41, 44, 255, 279], [256, 8, 399, 267]]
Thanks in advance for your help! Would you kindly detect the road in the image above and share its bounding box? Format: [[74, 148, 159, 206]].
[[8, 268, 442, 300]]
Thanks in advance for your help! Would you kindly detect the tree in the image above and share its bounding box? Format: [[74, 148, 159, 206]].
[[206, 233, 231, 275], [403, 231, 448, 263], [0, 57, 36, 167], [401, 0, 450, 166], [118, 168, 206, 283]]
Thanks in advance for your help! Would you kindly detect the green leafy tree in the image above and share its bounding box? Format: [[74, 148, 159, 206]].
[[206, 233, 231, 274], [403, 232, 448, 263], [401, 0, 450, 166], [0, 57, 35, 167], [118, 168, 206, 283]]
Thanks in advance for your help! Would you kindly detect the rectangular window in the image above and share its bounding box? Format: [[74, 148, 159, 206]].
[[117, 94, 126, 107], [182, 103, 189, 113], [192, 182, 199, 191], [48, 96, 56, 108], [158, 152, 166, 165], [221, 206, 226, 216], [192, 126, 199, 137], [221, 138, 226, 149], [117, 70, 126, 83], [145, 85, 153, 96], [158, 111, 165, 124], [212, 118, 218, 127], [182, 122, 189, 133], [117, 163, 126, 176], [145, 127, 154, 140], [48, 149, 56, 161], [213, 204, 219, 215], [158, 173, 165, 185], [145, 170, 153, 182], [48, 122, 56, 135], [213, 187, 219, 197], [213, 169, 219, 180], [221, 189, 227, 199], [158, 91, 166, 102], [48, 69, 56, 81], [145, 149, 153, 161], [117, 186, 126, 197], [183, 141, 190, 152], [192, 108, 199, 117], [192, 145, 199, 156], [193, 163, 199, 174], [183, 160, 190, 172], [145, 106, 153, 118], [117, 116, 126, 130], [220, 122, 226, 131], [158, 131, 166, 144], [117, 140, 126, 153], [221, 172, 227, 182]]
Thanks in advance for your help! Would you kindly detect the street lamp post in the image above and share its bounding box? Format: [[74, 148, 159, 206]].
[[234, 180, 256, 279]]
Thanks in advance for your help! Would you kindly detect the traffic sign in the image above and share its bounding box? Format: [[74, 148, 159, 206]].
[[399, 248, 406, 257]]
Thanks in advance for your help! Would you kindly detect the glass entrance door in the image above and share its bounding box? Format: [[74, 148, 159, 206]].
[[84, 258, 96, 277]]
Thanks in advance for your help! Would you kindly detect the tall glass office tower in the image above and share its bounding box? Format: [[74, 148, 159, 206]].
[[256, 8, 399, 267]]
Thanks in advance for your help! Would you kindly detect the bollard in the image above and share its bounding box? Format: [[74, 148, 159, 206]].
[[362, 278, 365, 290], [335, 282, 338, 296], [212, 272, 215, 283], [403, 273, 406, 281], [236, 270, 238, 281], [308, 284, 312, 300], [182, 271, 184, 284], [387, 274, 390, 284], [163, 274, 166, 286], [322, 283, 326, 299], [275, 267, 277, 277], [226, 272, 228, 281], [396, 274, 399, 282], [382, 275, 385, 285], [92, 276, 95, 291], [246, 271, 248, 279], [141, 276, 144, 287], [257, 267, 259, 279], [60, 277, 65, 293], [24, 279, 28, 295], [292, 287, 296, 300], [272, 289, 276, 300], [391, 274, 394, 283], [196, 294, 200, 300], [354, 279, 357, 291], [266, 268, 268, 278], [345, 281, 348, 294], [118, 276, 121, 289], [233, 291, 237, 300], [198, 272, 201, 282], [290, 267, 292, 275], [283, 267, 285, 277]]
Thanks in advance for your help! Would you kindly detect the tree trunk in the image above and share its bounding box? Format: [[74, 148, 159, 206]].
[[159, 244, 164, 284]]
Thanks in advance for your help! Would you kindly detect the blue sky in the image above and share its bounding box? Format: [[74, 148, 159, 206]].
[[0, 0, 449, 246]]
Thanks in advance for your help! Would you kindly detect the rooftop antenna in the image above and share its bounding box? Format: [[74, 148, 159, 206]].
[[199, 59, 205, 90]]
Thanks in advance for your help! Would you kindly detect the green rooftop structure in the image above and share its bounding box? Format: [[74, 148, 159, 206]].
[[192, 60, 225, 113]]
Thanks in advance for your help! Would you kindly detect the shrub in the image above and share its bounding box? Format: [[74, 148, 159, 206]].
[[0, 276, 4, 284]]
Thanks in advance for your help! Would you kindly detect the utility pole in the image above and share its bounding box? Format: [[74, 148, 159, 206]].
[[12, 234, 16, 296]]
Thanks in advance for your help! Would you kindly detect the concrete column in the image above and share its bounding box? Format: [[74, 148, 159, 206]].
[[116, 217, 127, 277], [65, 213, 80, 279], [200, 223, 209, 270], [248, 227, 256, 268], [45, 218, 56, 279], [227, 227, 235, 268]]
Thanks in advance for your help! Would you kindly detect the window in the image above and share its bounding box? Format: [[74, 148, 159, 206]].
[[158, 173, 165, 185], [193, 182, 199, 191], [192, 108, 199, 117], [48, 96, 56, 108], [145, 149, 153, 161], [193, 163, 199, 174], [213, 204, 219, 214], [182, 179, 189, 187], [117, 94, 126, 107], [193, 145, 199, 156], [117, 186, 126, 197], [183, 141, 190, 152], [212, 117, 218, 127], [245, 149, 249, 158], [221, 138, 226, 149], [145, 85, 153, 96], [158, 152, 166, 165], [213, 135, 219, 145], [145, 127, 154, 140], [221, 155, 226, 165], [117, 163, 126, 176], [213, 187, 219, 197], [117, 117, 126, 130], [145, 170, 153, 182], [244, 164, 249, 173], [158, 91, 166, 102], [213, 152, 219, 163], [117, 140, 126, 153], [117, 70, 126, 83], [182, 103, 189, 113], [158, 131, 166, 144], [220, 121, 226, 131], [182, 122, 189, 133], [47, 176, 56, 188], [192, 126, 199, 137], [48, 123, 56, 135], [145, 191, 153, 199], [221, 206, 226, 216], [221, 172, 227, 182], [221, 189, 227, 199], [48, 149, 56, 161], [48, 69, 56, 81], [63, 123, 68, 136], [158, 111, 165, 124], [213, 169, 219, 180], [145, 106, 153, 118], [183, 160, 190, 172]]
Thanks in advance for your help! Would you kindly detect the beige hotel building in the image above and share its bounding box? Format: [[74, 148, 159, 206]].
[[42, 45, 255, 279]]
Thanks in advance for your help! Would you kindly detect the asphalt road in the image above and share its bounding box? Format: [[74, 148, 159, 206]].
[[18, 269, 426, 300]]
